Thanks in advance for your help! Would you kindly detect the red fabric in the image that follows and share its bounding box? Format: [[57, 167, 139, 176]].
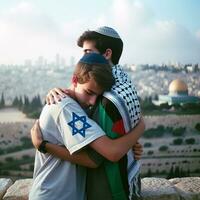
[[112, 119, 126, 135]]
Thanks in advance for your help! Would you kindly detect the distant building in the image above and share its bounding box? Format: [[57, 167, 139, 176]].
[[35, 56, 45, 67], [153, 79, 200, 105], [55, 53, 60, 68], [24, 59, 32, 67]]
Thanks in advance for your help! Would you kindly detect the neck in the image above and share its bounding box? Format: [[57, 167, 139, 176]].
[[67, 86, 76, 100], [108, 60, 114, 67]]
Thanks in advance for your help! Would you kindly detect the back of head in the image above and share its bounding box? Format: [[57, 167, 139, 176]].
[[74, 53, 115, 91], [77, 26, 123, 65]]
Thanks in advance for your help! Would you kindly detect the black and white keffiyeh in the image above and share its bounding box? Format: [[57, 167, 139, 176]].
[[103, 64, 141, 199], [104, 64, 141, 130]]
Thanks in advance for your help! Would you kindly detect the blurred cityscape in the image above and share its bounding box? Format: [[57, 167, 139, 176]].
[[0, 54, 200, 104], [0, 56, 200, 179]]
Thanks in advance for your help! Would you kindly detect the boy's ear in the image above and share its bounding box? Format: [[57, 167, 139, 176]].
[[72, 75, 78, 87], [103, 48, 112, 60]]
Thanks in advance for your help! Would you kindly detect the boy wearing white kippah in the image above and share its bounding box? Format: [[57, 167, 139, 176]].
[[31, 27, 144, 200]]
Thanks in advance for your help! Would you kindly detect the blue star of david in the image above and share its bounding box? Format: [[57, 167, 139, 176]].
[[68, 112, 91, 137]]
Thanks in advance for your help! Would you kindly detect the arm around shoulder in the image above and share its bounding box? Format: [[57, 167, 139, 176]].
[[89, 117, 145, 162]]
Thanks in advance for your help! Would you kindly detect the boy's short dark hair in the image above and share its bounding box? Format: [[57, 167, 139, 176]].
[[74, 61, 115, 92], [77, 31, 123, 65]]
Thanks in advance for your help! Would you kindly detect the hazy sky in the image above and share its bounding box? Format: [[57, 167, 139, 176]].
[[0, 0, 200, 65]]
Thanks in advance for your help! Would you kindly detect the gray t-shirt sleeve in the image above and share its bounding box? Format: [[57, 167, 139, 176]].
[[57, 100, 105, 154]]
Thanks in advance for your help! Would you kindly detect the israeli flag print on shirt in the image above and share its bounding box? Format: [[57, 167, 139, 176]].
[[57, 97, 105, 155], [68, 112, 92, 137]]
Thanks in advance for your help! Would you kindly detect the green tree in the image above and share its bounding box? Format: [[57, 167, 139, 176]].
[[185, 138, 195, 145], [147, 150, 154, 155], [22, 155, 30, 160], [146, 169, 152, 177], [18, 96, 23, 110], [22, 95, 30, 113], [12, 96, 19, 107], [5, 157, 14, 162], [0, 93, 5, 108], [172, 127, 185, 137], [173, 138, 183, 145], [144, 142, 152, 147], [159, 103, 171, 110], [174, 166, 180, 177], [167, 166, 174, 178], [159, 145, 168, 152], [195, 123, 200, 132], [31, 95, 42, 110]]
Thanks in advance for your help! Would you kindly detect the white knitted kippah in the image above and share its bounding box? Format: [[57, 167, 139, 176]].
[[94, 26, 121, 39]]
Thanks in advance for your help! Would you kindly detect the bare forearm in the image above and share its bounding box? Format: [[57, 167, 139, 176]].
[[45, 143, 97, 168], [90, 118, 145, 162]]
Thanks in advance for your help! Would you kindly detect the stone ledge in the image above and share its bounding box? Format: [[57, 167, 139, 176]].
[[141, 177, 180, 200], [169, 177, 200, 200], [0, 179, 13, 199], [0, 177, 199, 200], [2, 179, 32, 200]]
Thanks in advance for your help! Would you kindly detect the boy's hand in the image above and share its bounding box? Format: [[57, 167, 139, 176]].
[[46, 88, 69, 105], [132, 142, 143, 160], [30, 120, 43, 149]]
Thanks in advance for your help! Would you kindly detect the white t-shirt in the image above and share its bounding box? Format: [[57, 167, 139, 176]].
[[29, 96, 105, 200]]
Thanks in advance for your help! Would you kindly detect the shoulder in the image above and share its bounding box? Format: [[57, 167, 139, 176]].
[[107, 65, 141, 127], [58, 96, 80, 109], [112, 65, 134, 88], [111, 65, 138, 96], [40, 96, 81, 119]]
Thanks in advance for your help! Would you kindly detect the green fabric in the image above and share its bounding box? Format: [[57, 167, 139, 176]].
[[98, 103, 128, 200]]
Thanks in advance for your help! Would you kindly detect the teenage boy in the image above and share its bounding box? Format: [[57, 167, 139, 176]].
[[31, 27, 144, 200], [29, 53, 144, 200]]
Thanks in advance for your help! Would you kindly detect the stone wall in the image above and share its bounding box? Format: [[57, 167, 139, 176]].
[[144, 115, 200, 129], [0, 121, 34, 149], [0, 177, 200, 200]]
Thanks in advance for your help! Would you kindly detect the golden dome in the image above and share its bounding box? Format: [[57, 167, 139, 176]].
[[169, 79, 188, 93]]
